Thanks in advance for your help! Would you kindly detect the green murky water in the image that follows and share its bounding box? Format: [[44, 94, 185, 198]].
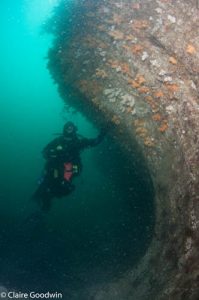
[[0, 0, 155, 297]]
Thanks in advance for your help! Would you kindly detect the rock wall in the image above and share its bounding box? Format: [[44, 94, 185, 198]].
[[47, 0, 199, 299]]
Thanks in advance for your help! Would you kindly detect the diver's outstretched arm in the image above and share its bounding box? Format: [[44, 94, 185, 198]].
[[79, 124, 111, 149]]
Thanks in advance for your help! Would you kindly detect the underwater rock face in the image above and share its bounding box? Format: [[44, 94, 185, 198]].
[[47, 0, 199, 299]]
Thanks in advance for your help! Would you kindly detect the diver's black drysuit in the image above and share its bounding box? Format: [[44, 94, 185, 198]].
[[33, 129, 106, 211]]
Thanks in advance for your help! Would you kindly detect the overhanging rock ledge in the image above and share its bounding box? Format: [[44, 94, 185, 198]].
[[47, 0, 199, 299]]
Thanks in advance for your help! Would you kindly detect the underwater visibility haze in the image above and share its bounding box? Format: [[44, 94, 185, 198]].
[[0, 0, 155, 297]]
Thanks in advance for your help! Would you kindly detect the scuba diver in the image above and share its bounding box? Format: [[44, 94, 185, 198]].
[[33, 122, 107, 212]]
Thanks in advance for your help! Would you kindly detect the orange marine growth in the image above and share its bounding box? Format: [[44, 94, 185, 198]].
[[135, 74, 146, 85], [152, 113, 162, 122], [145, 96, 159, 113], [186, 44, 197, 55], [131, 44, 144, 54], [107, 60, 132, 77], [135, 127, 148, 138], [78, 80, 102, 98], [108, 13, 123, 25], [169, 57, 177, 65], [165, 83, 179, 93], [132, 20, 149, 30], [159, 121, 168, 133], [144, 137, 155, 147], [108, 30, 124, 40], [128, 74, 146, 89], [154, 90, 164, 98], [138, 86, 150, 94]]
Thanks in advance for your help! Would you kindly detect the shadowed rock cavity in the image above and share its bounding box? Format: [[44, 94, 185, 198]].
[[46, 0, 199, 299]]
